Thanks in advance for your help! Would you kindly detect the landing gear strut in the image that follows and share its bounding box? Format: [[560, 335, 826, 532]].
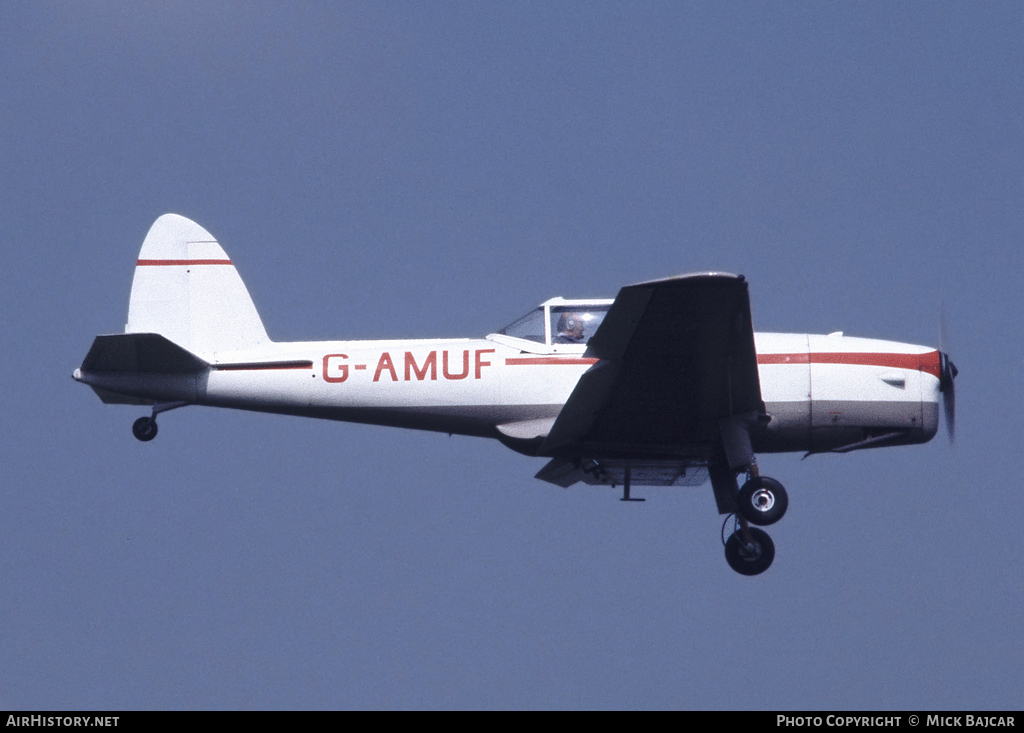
[[131, 401, 189, 442], [711, 453, 788, 575], [724, 520, 775, 576]]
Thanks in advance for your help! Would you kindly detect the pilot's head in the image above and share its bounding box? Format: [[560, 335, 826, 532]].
[[557, 312, 585, 340]]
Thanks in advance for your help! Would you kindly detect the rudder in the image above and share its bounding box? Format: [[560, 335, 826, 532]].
[[126, 214, 269, 357]]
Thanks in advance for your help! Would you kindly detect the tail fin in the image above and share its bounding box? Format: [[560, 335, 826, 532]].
[[125, 214, 269, 356]]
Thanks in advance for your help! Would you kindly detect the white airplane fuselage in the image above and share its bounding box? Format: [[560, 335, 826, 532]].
[[77, 330, 942, 456]]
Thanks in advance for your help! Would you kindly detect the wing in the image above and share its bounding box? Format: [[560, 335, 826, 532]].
[[539, 273, 765, 459]]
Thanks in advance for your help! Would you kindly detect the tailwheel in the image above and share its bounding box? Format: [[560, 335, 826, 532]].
[[132, 416, 158, 442], [737, 476, 788, 526], [724, 525, 775, 576]]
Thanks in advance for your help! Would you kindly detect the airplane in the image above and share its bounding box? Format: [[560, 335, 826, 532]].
[[74, 214, 957, 576]]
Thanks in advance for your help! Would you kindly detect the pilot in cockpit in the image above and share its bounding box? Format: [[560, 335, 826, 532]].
[[554, 312, 586, 344]]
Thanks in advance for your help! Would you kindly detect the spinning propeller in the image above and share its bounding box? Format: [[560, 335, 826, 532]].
[[939, 308, 958, 442], [939, 351, 957, 441]]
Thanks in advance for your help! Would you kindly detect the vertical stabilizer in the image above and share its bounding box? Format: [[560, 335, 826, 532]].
[[126, 214, 270, 356]]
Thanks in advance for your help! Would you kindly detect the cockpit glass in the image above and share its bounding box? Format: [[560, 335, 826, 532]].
[[498, 307, 546, 344], [550, 306, 609, 345]]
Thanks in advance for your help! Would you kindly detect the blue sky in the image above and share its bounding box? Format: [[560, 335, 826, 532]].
[[2, 1, 1021, 709]]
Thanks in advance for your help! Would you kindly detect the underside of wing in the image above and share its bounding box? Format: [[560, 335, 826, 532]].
[[535, 456, 709, 488], [539, 273, 765, 464]]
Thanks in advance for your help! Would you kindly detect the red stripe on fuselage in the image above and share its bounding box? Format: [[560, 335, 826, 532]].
[[758, 351, 941, 379], [505, 357, 599, 366], [756, 353, 810, 364], [137, 259, 233, 266], [213, 361, 313, 371]]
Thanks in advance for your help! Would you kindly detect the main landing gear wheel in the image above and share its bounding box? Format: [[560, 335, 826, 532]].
[[132, 417, 158, 442], [737, 476, 788, 526], [724, 526, 775, 576]]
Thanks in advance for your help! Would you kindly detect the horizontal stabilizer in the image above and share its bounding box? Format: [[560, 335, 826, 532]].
[[80, 333, 209, 374], [87, 385, 152, 405]]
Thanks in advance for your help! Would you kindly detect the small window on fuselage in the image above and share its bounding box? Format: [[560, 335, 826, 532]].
[[549, 306, 609, 345], [498, 307, 546, 344]]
